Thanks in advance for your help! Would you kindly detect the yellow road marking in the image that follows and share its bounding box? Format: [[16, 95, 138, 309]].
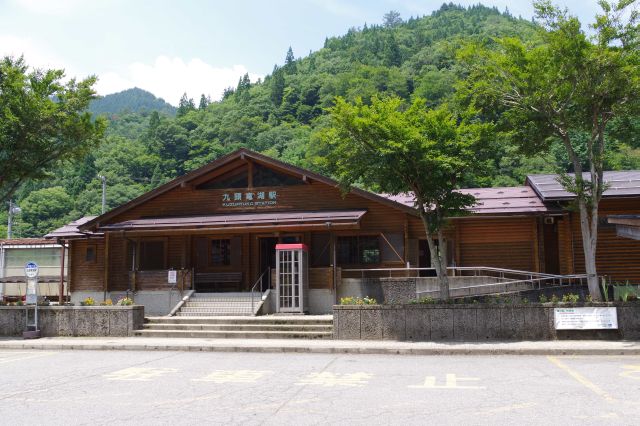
[[103, 367, 178, 381], [619, 364, 640, 380], [475, 402, 538, 415], [0, 351, 56, 364], [192, 370, 272, 383], [409, 374, 485, 389], [295, 372, 372, 387], [547, 356, 615, 402]]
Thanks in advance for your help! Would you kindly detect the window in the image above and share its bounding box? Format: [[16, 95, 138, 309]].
[[138, 240, 166, 270], [252, 163, 303, 187], [211, 239, 231, 266], [337, 236, 380, 265], [85, 245, 96, 263]]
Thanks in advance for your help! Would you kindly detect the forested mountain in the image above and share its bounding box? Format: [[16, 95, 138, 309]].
[[5, 3, 640, 238], [89, 88, 176, 116]]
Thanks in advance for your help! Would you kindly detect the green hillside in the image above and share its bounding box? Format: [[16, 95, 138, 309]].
[[6, 3, 640, 238], [89, 87, 176, 116]]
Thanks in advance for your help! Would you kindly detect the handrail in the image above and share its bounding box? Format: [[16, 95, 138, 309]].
[[342, 266, 560, 277], [250, 268, 270, 315]]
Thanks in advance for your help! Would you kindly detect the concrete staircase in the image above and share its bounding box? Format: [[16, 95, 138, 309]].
[[176, 292, 260, 316], [135, 316, 334, 339]]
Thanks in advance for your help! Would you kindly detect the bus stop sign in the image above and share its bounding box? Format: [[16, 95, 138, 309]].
[[25, 262, 39, 278]]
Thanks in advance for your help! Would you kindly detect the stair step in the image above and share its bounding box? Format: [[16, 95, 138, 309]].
[[147, 316, 333, 325], [143, 323, 333, 332], [134, 329, 333, 339]]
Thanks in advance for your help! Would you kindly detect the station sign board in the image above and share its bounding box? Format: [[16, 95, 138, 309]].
[[554, 307, 618, 330]]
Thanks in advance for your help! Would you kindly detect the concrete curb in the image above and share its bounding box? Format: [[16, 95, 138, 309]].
[[2, 340, 640, 356]]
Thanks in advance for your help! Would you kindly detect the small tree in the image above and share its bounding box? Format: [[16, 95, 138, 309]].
[[383, 10, 402, 28], [0, 56, 105, 204], [322, 96, 491, 299], [458, 0, 640, 300]]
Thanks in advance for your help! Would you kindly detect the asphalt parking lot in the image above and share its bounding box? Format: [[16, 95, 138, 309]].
[[1, 350, 639, 425]]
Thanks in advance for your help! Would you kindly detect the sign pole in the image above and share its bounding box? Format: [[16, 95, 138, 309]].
[[23, 261, 40, 339]]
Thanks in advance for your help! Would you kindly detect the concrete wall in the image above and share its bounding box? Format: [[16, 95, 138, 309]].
[[308, 289, 334, 314], [71, 290, 180, 316], [338, 276, 504, 304], [333, 303, 640, 341], [0, 305, 144, 337]]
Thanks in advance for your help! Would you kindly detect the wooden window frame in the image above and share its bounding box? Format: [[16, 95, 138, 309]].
[[209, 238, 232, 267], [84, 244, 97, 264], [336, 234, 381, 267], [136, 237, 168, 271]]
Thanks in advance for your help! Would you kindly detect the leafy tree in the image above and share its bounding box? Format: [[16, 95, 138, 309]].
[[321, 96, 491, 299], [176, 92, 195, 116], [198, 94, 211, 110], [0, 56, 105, 204], [458, 0, 640, 299], [284, 47, 297, 74], [383, 10, 403, 28], [270, 65, 286, 106], [20, 186, 72, 237]]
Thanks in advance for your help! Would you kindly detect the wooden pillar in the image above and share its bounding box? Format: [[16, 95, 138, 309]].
[[331, 231, 337, 304], [58, 241, 66, 304], [532, 218, 540, 272], [103, 233, 110, 301]]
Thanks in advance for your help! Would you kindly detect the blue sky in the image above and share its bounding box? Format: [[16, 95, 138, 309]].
[[0, 0, 602, 105]]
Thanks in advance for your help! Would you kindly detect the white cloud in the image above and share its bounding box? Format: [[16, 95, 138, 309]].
[[0, 34, 73, 72], [10, 0, 95, 16], [307, 0, 364, 19], [95, 56, 263, 106]]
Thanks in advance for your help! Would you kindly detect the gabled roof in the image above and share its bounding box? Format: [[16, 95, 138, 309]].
[[78, 149, 417, 232], [45, 216, 102, 239], [381, 186, 555, 215], [526, 171, 640, 201]]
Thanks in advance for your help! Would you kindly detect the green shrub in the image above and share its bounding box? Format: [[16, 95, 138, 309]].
[[539, 294, 548, 303], [80, 297, 95, 306], [550, 294, 560, 304], [339, 296, 377, 305], [562, 293, 580, 304], [117, 297, 134, 306], [408, 296, 437, 305]]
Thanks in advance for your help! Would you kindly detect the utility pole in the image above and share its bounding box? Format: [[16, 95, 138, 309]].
[[99, 175, 107, 214], [7, 200, 21, 239]]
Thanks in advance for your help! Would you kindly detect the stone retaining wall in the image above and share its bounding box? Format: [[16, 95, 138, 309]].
[[333, 303, 640, 341], [0, 305, 144, 337]]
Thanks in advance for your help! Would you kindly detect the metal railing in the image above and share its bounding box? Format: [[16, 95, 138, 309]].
[[341, 266, 590, 299], [250, 268, 270, 315]]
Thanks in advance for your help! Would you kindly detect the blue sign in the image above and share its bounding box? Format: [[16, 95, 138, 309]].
[[25, 261, 39, 278]]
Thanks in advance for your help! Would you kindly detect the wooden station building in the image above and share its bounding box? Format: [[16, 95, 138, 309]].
[[47, 149, 640, 314]]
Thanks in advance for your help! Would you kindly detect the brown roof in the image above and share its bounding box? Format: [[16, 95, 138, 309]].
[[527, 171, 640, 201], [99, 210, 368, 231], [0, 238, 58, 246], [45, 216, 103, 240], [381, 186, 554, 215], [78, 148, 416, 232]]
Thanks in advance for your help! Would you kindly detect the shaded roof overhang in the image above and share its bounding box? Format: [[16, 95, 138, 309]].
[[608, 215, 640, 240], [97, 210, 368, 233]]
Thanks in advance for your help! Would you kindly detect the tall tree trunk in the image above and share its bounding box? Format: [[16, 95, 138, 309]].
[[578, 198, 601, 300], [558, 130, 602, 301], [419, 214, 450, 300]]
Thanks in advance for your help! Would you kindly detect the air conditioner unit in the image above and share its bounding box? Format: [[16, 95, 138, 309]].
[[544, 217, 555, 225]]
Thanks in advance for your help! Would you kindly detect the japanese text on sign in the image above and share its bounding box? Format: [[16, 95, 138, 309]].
[[222, 190, 277, 207], [554, 307, 618, 330]]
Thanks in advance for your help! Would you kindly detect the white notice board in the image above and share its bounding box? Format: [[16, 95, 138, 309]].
[[554, 307, 618, 330], [168, 270, 177, 284]]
